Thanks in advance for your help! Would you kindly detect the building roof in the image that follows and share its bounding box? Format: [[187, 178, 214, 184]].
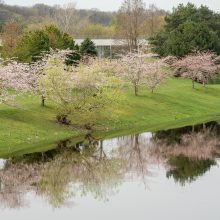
[[75, 39, 148, 47]]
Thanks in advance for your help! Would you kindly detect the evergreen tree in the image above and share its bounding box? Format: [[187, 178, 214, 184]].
[[80, 38, 98, 56], [65, 45, 81, 66], [13, 25, 77, 63], [150, 3, 220, 57]]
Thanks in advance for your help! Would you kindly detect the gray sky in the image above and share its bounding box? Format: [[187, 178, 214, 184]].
[[4, 0, 220, 12]]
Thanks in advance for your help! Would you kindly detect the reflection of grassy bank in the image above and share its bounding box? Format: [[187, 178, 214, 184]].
[[1, 77, 220, 157]]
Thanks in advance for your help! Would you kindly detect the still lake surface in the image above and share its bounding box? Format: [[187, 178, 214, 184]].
[[0, 122, 220, 220]]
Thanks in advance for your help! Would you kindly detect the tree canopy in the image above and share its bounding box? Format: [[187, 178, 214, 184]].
[[150, 3, 220, 57], [12, 25, 77, 62]]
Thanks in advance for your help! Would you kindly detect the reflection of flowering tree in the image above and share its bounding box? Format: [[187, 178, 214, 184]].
[[39, 149, 124, 207], [0, 160, 43, 209], [150, 125, 220, 185], [117, 134, 157, 186], [117, 124, 220, 186], [150, 127, 220, 160], [0, 143, 124, 208]]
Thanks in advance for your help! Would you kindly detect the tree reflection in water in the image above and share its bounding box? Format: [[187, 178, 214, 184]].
[[39, 144, 124, 207], [166, 156, 216, 185], [0, 160, 43, 209], [117, 134, 162, 187], [0, 121, 219, 208], [151, 122, 220, 185]]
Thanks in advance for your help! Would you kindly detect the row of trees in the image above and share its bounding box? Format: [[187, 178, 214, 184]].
[[0, 2, 115, 37], [0, 1, 166, 41], [2, 1, 220, 57], [0, 49, 169, 128], [1, 46, 219, 127], [0, 51, 117, 127]]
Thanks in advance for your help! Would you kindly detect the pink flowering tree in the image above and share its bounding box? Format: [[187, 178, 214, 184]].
[[118, 52, 168, 95], [172, 51, 219, 89], [0, 59, 35, 105], [0, 49, 72, 107]]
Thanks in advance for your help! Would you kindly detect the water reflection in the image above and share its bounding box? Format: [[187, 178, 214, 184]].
[[166, 156, 216, 185], [0, 121, 220, 208]]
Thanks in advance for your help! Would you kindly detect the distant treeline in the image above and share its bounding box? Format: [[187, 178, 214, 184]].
[[0, 3, 115, 36], [0, 3, 114, 25], [0, 2, 166, 39]]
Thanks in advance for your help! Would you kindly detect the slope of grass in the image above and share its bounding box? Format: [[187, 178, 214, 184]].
[[0, 77, 220, 157]]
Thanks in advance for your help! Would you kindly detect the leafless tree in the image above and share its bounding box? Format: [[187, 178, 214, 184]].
[[53, 2, 77, 34], [116, 0, 146, 51]]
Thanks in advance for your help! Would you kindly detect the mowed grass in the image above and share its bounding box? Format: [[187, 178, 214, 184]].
[[0, 95, 81, 157], [0, 77, 220, 157]]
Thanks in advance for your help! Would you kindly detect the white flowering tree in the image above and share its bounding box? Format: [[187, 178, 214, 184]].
[[39, 57, 123, 128], [144, 59, 168, 93], [118, 52, 146, 96], [30, 49, 72, 107]]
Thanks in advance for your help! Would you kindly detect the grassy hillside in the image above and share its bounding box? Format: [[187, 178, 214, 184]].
[[0, 77, 220, 157]]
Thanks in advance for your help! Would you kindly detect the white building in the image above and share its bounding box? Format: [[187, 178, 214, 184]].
[[75, 39, 148, 57]]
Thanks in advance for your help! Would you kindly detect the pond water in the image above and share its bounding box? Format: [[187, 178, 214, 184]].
[[0, 122, 220, 220]]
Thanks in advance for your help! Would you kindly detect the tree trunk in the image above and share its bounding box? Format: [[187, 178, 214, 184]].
[[192, 80, 195, 89], [41, 95, 45, 107], [134, 85, 138, 96], [56, 114, 71, 125]]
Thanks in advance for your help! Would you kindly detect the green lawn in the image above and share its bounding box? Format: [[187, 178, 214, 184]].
[[0, 77, 220, 157]]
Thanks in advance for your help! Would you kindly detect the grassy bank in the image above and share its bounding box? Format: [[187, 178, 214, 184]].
[[0, 77, 220, 157]]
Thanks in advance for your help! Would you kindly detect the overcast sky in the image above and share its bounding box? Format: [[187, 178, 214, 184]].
[[4, 0, 220, 12]]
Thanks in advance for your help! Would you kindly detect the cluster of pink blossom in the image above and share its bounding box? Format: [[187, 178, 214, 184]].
[[0, 58, 40, 104], [172, 51, 219, 88], [118, 51, 168, 95], [0, 49, 72, 105], [0, 60, 36, 91]]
